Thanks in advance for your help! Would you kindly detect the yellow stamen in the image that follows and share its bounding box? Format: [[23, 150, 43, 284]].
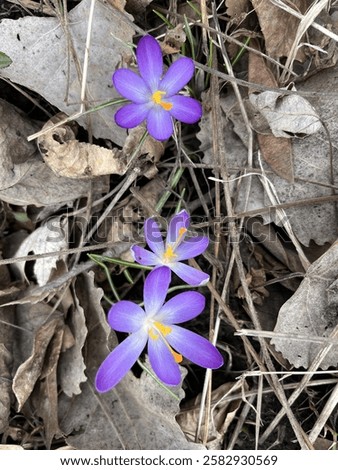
[[163, 244, 177, 263], [153, 321, 172, 336], [148, 328, 159, 340], [148, 321, 182, 363], [162, 226, 187, 263], [151, 90, 173, 111]]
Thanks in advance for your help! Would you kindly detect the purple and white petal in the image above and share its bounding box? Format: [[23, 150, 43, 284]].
[[131, 245, 160, 266], [160, 57, 194, 96], [155, 291, 205, 325], [147, 336, 182, 385], [147, 106, 173, 141], [171, 261, 209, 286], [174, 236, 209, 261], [144, 217, 164, 257], [143, 266, 171, 316], [113, 69, 150, 103], [136, 36, 163, 92], [169, 95, 202, 124], [108, 300, 146, 333], [95, 330, 148, 392], [114, 103, 149, 129], [167, 326, 224, 369], [167, 210, 190, 245]]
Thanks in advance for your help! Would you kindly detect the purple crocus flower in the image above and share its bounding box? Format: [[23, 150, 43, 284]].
[[112, 35, 202, 141], [95, 267, 223, 392], [131, 210, 209, 286]]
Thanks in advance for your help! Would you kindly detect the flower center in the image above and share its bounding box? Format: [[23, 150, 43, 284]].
[[162, 227, 187, 264], [148, 321, 183, 363], [151, 90, 173, 111]]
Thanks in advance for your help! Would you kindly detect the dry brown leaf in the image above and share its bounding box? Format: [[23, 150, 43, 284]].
[[248, 44, 294, 182], [6, 0, 55, 15], [0, 100, 108, 206], [226, 0, 250, 21], [13, 216, 68, 286], [251, 0, 307, 61], [162, 24, 187, 54], [31, 323, 64, 448], [57, 290, 88, 397], [38, 115, 127, 179], [107, 0, 127, 11], [271, 241, 338, 369], [0, 99, 40, 191], [0, 262, 15, 433], [249, 89, 323, 138], [177, 382, 244, 449], [126, 0, 153, 17], [122, 124, 165, 170], [12, 305, 64, 410]]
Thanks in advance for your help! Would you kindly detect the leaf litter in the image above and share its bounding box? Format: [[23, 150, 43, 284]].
[[0, 0, 338, 452]]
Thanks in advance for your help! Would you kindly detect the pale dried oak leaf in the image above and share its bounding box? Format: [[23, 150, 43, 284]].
[[0, 0, 135, 145], [271, 242, 338, 369]]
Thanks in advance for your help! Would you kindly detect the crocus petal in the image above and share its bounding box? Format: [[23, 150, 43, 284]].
[[148, 336, 182, 385], [137, 36, 163, 92], [167, 325, 224, 369], [171, 261, 209, 286], [108, 300, 146, 333], [167, 209, 189, 245], [131, 245, 160, 266], [146, 106, 173, 141], [95, 330, 148, 392], [174, 236, 209, 261], [144, 217, 164, 257], [169, 95, 202, 124], [115, 103, 149, 129], [113, 69, 150, 103], [143, 266, 171, 316], [155, 291, 205, 324], [160, 57, 194, 96]]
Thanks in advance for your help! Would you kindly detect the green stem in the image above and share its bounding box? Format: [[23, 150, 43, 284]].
[[88, 253, 152, 271]]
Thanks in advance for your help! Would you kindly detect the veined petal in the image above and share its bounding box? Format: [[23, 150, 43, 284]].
[[113, 69, 150, 103], [148, 336, 182, 385], [167, 209, 189, 245], [171, 261, 209, 286], [175, 236, 209, 261], [131, 245, 160, 266], [155, 291, 205, 324], [167, 326, 224, 369], [160, 57, 194, 96], [115, 103, 149, 129], [147, 107, 173, 141], [143, 266, 171, 316], [144, 217, 164, 256], [108, 300, 146, 333], [169, 95, 202, 124], [137, 36, 163, 92], [95, 330, 148, 392]]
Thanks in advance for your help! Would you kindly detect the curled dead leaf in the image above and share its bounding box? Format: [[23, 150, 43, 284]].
[[249, 89, 323, 138], [38, 115, 126, 179], [271, 242, 338, 369], [162, 24, 187, 54]]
